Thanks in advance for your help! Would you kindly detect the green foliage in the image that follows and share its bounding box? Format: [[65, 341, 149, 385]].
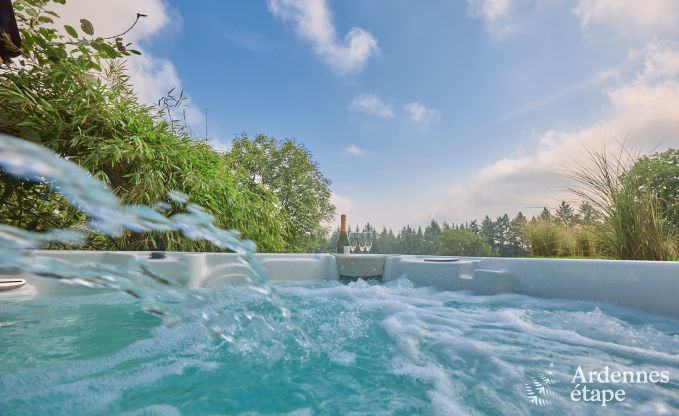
[[480, 215, 495, 250], [225, 134, 335, 252], [556, 201, 577, 226], [493, 214, 510, 254], [422, 220, 442, 254], [377, 227, 398, 254], [395, 225, 422, 254], [63, 24, 77, 38], [578, 201, 599, 224], [627, 149, 679, 232], [436, 228, 493, 257], [524, 220, 562, 257], [316, 149, 677, 260], [79, 18, 93, 36], [568, 148, 673, 260], [468, 219, 480, 234], [538, 207, 552, 222], [508, 212, 528, 256], [317, 219, 495, 256], [0, 0, 298, 252], [573, 225, 597, 257]]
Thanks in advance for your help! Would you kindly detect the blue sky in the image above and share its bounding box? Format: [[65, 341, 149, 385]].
[[60, 0, 679, 229]]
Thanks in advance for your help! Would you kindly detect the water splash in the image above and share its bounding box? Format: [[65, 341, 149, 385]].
[[0, 133, 299, 349]]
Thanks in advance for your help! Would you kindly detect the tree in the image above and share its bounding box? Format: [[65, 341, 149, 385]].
[[363, 222, 379, 253], [314, 228, 339, 253], [494, 214, 512, 256], [375, 227, 392, 254], [578, 202, 599, 224], [468, 220, 480, 235], [627, 149, 679, 231], [480, 215, 498, 253], [226, 134, 335, 252], [398, 225, 421, 254], [509, 212, 528, 256], [556, 201, 576, 226], [379, 227, 398, 254], [423, 220, 441, 254], [0, 0, 288, 252], [538, 207, 552, 222], [436, 228, 493, 256]]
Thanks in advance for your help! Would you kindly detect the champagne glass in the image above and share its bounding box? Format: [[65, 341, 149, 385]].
[[358, 232, 366, 253], [364, 232, 373, 253], [349, 232, 358, 253]]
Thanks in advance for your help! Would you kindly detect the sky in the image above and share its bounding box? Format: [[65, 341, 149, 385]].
[[55, 0, 679, 230]]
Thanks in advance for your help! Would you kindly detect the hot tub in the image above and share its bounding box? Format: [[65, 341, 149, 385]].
[[1, 251, 678, 415]]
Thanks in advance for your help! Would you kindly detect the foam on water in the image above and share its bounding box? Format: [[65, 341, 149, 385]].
[[1, 280, 678, 415]]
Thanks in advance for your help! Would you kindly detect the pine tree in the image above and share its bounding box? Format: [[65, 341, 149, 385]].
[[386, 228, 396, 253], [556, 201, 576, 226], [495, 214, 511, 256], [578, 202, 598, 224], [416, 226, 425, 254], [480, 215, 496, 253], [424, 220, 442, 254], [468, 220, 480, 235], [538, 207, 552, 222], [363, 222, 378, 253], [509, 212, 528, 256]]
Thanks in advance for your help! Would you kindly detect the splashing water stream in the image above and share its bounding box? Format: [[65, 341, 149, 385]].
[[0, 132, 300, 348]]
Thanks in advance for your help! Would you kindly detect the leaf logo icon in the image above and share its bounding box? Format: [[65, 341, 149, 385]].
[[525, 362, 560, 407]]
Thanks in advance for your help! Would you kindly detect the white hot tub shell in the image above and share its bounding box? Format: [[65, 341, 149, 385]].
[[3, 251, 679, 318]]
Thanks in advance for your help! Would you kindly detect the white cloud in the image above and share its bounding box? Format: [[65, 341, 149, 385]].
[[268, 0, 379, 74], [55, 0, 181, 105], [468, 0, 679, 39], [123, 53, 180, 106], [430, 2, 679, 225], [438, 52, 679, 222], [348, 94, 394, 118], [467, 0, 512, 24], [573, 0, 679, 36], [349, 96, 439, 127], [55, 0, 174, 43], [53, 0, 216, 145], [466, 0, 679, 41], [404, 102, 439, 127], [343, 145, 365, 157], [631, 40, 679, 80], [443, 0, 679, 222], [465, 0, 519, 36]]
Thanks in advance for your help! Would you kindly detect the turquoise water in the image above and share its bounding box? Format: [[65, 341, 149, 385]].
[[2, 279, 678, 415]]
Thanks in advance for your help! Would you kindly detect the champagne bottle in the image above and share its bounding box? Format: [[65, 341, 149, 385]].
[[336, 214, 350, 254]]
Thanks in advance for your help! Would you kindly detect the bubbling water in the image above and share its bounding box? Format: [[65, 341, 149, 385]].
[[0, 133, 301, 349]]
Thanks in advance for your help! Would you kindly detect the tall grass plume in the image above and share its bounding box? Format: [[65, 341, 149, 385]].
[[566, 147, 672, 261]]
